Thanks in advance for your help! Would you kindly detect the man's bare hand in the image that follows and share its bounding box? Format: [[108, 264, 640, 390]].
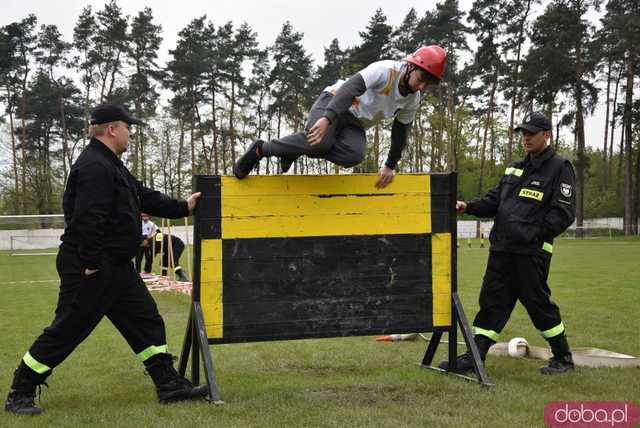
[[456, 200, 467, 213], [187, 192, 202, 214], [307, 117, 330, 146], [375, 165, 396, 189]]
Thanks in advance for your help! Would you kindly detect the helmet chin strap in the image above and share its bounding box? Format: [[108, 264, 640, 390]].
[[400, 63, 417, 97]]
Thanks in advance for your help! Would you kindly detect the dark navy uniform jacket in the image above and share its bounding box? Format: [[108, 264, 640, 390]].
[[61, 138, 188, 270], [466, 146, 576, 255]]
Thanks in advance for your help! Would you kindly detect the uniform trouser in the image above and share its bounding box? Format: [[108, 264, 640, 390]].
[[261, 92, 367, 167], [23, 249, 168, 376], [154, 236, 184, 275], [472, 251, 566, 342], [135, 244, 153, 273]]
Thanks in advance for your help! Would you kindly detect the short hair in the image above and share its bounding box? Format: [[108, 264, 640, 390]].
[[88, 121, 124, 138], [410, 64, 440, 84], [88, 123, 108, 137]]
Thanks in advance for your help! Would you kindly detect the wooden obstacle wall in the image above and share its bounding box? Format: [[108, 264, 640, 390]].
[[192, 174, 456, 344]]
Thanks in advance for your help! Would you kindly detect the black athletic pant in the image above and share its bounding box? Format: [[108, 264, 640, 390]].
[[472, 251, 564, 340], [261, 92, 367, 167], [154, 236, 185, 276], [135, 242, 153, 273], [27, 249, 167, 371]]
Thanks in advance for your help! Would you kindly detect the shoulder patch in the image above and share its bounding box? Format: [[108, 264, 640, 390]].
[[560, 183, 572, 197]]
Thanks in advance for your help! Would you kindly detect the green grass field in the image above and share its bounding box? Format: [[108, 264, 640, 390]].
[[0, 238, 638, 427]]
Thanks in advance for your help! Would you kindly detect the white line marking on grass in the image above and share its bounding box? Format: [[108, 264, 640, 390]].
[[10, 253, 57, 256], [0, 280, 58, 285]]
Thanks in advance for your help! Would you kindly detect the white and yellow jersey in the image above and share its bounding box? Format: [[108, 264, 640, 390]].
[[324, 60, 421, 129], [141, 220, 157, 238]]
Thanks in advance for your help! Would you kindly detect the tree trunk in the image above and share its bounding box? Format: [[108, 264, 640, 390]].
[[447, 85, 456, 171], [99, 60, 109, 102], [177, 118, 185, 197], [478, 77, 497, 197], [211, 83, 219, 175], [20, 93, 28, 213], [634, 135, 639, 235], [190, 96, 196, 175], [374, 123, 380, 171], [106, 51, 120, 100], [506, 0, 532, 165], [430, 126, 437, 171], [6, 88, 20, 207], [610, 64, 623, 185], [229, 79, 237, 169], [622, 57, 635, 235], [490, 107, 496, 173], [194, 103, 210, 173], [59, 96, 70, 183], [266, 113, 273, 175], [602, 55, 612, 188], [616, 126, 625, 198], [573, 1, 586, 239]]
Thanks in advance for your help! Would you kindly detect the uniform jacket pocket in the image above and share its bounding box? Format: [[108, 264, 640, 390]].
[[506, 214, 541, 246]]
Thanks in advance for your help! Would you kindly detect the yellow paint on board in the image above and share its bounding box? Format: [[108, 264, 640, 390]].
[[220, 175, 431, 239], [431, 233, 452, 327], [200, 239, 223, 338]]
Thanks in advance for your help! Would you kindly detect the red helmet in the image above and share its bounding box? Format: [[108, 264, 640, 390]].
[[405, 45, 447, 81]]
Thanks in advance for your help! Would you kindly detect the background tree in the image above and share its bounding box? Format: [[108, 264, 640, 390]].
[[93, 0, 128, 102], [72, 6, 97, 140], [128, 7, 163, 182], [268, 21, 312, 174]]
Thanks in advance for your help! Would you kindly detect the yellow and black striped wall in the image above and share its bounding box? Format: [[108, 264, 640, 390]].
[[192, 174, 457, 344]]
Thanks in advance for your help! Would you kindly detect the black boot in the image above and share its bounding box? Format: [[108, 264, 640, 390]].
[[233, 140, 263, 179], [145, 354, 208, 403], [540, 334, 574, 375], [280, 156, 296, 174], [5, 362, 47, 415], [175, 268, 189, 282], [438, 335, 495, 374]]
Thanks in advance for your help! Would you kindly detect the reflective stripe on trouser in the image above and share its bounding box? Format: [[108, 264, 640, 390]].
[[472, 326, 499, 342], [261, 92, 367, 168], [25, 250, 168, 370], [23, 352, 51, 374], [541, 322, 565, 339], [472, 251, 564, 341], [137, 344, 169, 362]]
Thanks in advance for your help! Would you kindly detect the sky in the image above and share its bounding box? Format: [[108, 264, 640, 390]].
[[3, 0, 609, 150]]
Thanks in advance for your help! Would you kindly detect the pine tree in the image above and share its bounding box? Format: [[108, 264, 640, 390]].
[[128, 7, 163, 181], [497, 0, 536, 165], [416, 0, 470, 171], [0, 24, 22, 210], [227, 22, 258, 169], [391, 8, 419, 57], [72, 6, 97, 140], [3, 15, 37, 213], [165, 16, 209, 174], [602, 0, 640, 234], [469, 0, 505, 197], [34, 24, 73, 182], [269, 21, 312, 173], [94, 0, 128, 102]]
